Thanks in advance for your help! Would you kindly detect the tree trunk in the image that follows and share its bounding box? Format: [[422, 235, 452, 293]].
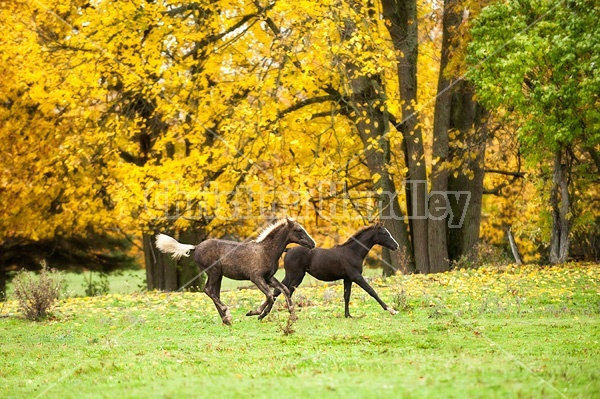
[[428, 0, 460, 273], [143, 230, 205, 292], [351, 78, 415, 275], [143, 233, 178, 291], [381, 177, 414, 275], [177, 229, 205, 291], [381, 0, 429, 273], [336, 7, 414, 275], [447, 82, 487, 262], [507, 227, 523, 265], [549, 149, 571, 264], [0, 258, 6, 301]]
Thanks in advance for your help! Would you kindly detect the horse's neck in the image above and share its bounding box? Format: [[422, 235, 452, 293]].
[[345, 231, 375, 260], [260, 227, 290, 263]]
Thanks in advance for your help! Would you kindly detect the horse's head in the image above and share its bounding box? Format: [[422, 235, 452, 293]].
[[372, 223, 399, 251], [286, 218, 316, 249]]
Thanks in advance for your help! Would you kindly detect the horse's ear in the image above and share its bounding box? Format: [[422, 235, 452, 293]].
[[286, 217, 294, 225]]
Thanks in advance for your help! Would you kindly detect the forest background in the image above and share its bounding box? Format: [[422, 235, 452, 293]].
[[1, 0, 598, 295]]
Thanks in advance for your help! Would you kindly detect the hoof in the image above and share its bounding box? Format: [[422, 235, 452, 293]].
[[246, 310, 260, 317], [222, 309, 233, 325], [257, 310, 271, 321], [387, 307, 398, 316]]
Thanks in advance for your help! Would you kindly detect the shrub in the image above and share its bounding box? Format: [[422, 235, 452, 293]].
[[12, 265, 64, 320], [292, 291, 313, 308], [451, 241, 512, 270], [82, 271, 110, 297], [393, 289, 413, 312]]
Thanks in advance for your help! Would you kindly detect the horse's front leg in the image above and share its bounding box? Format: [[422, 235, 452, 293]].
[[268, 277, 294, 314], [246, 299, 269, 316], [249, 277, 276, 320], [352, 274, 398, 316], [343, 278, 353, 318], [245, 275, 273, 317], [246, 270, 303, 316]]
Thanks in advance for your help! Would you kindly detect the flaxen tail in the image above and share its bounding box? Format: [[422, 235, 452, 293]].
[[155, 234, 196, 260]]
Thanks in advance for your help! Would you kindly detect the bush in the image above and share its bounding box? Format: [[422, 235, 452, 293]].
[[393, 289, 413, 312], [12, 265, 64, 320], [82, 271, 110, 297], [451, 241, 512, 270]]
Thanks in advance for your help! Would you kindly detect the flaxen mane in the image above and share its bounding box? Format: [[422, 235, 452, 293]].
[[254, 218, 290, 243]]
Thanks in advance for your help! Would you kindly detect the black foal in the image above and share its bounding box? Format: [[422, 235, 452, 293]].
[[248, 223, 399, 318]]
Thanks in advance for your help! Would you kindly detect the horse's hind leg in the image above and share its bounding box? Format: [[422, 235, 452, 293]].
[[204, 273, 233, 325]]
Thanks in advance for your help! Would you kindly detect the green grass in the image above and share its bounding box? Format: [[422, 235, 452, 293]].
[[4, 270, 147, 298], [5, 268, 382, 296], [1, 263, 599, 398]]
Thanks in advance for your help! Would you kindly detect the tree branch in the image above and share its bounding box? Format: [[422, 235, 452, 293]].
[[310, 110, 339, 120], [484, 169, 526, 178], [252, 1, 305, 70], [387, 112, 404, 132], [483, 175, 522, 196], [164, 3, 207, 17], [506, 227, 523, 265], [184, 4, 276, 59], [277, 95, 339, 118], [585, 146, 600, 173]]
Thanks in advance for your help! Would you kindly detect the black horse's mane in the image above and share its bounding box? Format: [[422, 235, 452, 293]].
[[337, 223, 381, 247]]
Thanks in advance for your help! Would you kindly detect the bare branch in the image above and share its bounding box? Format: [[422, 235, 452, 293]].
[[184, 3, 276, 59], [585, 146, 600, 173], [387, 112, 404, 132], [483, 175, 521, 196], [484, 169, 526, 178], [277, 95, 339, 118]]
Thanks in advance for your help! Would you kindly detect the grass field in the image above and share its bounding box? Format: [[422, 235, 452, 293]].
[[4, 268, 384, 297], [1, 263, 599, 398]]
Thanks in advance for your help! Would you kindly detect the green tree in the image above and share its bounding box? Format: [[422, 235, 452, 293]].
[[468, 0, 600, 263]]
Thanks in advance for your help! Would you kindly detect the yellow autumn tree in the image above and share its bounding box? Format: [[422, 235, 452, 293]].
[[0, 0, 485, 286], [6, 0, 594, 296]]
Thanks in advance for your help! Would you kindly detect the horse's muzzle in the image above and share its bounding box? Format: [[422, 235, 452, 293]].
[[300, 238, 316, 249], [387, 242, 400, 251]]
